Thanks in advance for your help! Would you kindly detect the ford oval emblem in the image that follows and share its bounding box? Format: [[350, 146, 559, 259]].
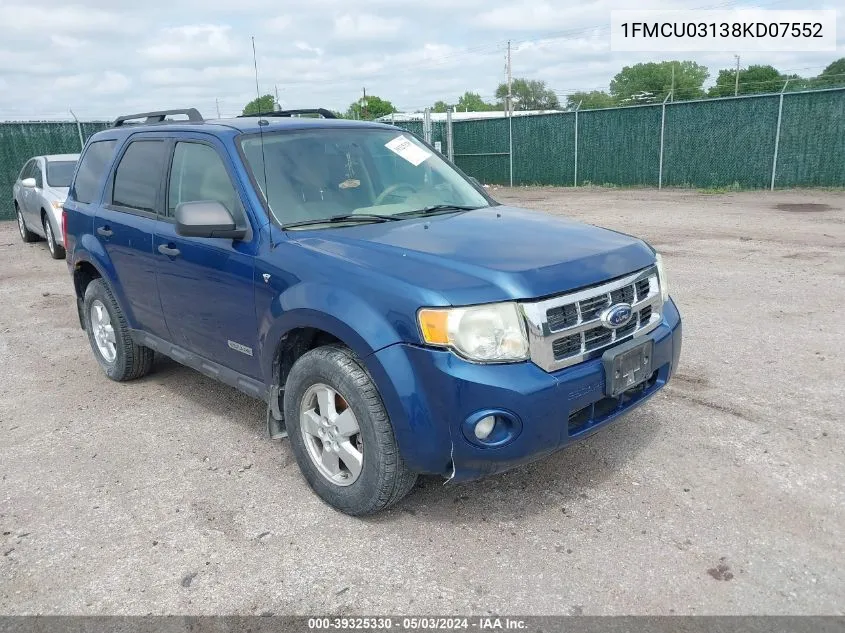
[[601, 303, 633, 329]]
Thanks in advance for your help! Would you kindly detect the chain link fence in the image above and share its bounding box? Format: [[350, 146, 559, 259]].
[[2, 89, 842, 220], [397, 87, 845, 190], [0, 121, 110, 219]]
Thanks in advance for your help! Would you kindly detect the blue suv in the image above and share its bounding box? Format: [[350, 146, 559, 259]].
[[63, 108, 682, 515]]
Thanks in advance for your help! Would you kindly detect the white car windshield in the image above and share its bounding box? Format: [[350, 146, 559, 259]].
[[239, 127, 490, 228]]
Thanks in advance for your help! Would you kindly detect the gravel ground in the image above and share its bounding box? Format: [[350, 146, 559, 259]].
[[0, 188, 843, 615]]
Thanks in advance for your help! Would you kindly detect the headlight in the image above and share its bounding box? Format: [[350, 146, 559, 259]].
[[51, 200, 65, 210], [655, 253, 669, 302], [418, 302, 529, 363]]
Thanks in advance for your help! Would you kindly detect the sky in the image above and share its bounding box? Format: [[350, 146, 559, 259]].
[[0, 0, 842, 121]]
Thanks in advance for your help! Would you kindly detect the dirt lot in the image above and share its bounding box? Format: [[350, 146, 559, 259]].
[[1, 188, 843, 615]]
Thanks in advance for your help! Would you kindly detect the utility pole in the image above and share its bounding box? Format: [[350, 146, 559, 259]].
[[670, 63, 675, 102], [506, 40, 513, 116], [274, 85, 280, 111], [734, 55, 741, 96], [215, 98, 221, 118]]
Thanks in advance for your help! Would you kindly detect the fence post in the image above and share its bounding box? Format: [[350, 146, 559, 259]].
[[770, 80, 788, 191], [423, 108, 432, 144], [573, 101, 581, 187], [507, 105, 514, 187], [446, 107, 454, 162], [69, 108, 84, 150], [658, 92, 671, 189]]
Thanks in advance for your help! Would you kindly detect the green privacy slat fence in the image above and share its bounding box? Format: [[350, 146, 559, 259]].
[[0, 121, 110, 219], [398, 88, 844, 190], [662, 96, 779, 188], [775, 90, 845, 187]]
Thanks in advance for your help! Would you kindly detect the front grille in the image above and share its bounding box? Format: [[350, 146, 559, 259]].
[[522, 266, 664, 372], [567, 370, 659, 434]]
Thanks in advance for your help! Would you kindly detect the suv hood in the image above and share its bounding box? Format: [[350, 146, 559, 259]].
[[291, 206, 656, 304]]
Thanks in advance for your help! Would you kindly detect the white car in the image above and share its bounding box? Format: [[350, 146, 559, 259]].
[[13, 153, 80, 259]]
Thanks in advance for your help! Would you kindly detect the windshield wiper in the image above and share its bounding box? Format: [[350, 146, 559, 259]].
[[397, 204, 482, 217], [281, 213, 401, 230]]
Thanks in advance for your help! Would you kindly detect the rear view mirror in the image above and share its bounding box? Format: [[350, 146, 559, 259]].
[[175, 201, 246, 239], [21, 177, 36, 188]]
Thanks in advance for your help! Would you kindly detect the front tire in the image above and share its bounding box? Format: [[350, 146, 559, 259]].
[[83, 278, 154, 381], [15, 204, 37, 243], [284, 345, 417, 515], [42, 212, 65, 259]]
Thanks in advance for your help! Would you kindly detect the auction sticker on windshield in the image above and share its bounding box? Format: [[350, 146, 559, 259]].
[[385, 135, 431, 166]]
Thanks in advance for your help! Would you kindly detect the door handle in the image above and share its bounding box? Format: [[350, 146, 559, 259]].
[[158, 243, 181, 257], [96, 225, 113, 237]]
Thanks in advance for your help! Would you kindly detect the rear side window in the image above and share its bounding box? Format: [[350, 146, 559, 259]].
[[46, 161, 77, 188], [74, 140, 117, 204], [112, 141, 168, 213]]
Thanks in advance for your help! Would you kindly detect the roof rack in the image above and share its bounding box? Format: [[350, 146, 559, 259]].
[[239, 108, 337, 119], [113, 108, 204, 127]]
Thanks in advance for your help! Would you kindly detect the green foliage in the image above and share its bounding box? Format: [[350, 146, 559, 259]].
[[610, 61, 708, 103], [346, 95, 396, 120], [431, 100, 450, 113], [708, 65, 784, 97], [242, 94, 276, 116], [813, 58, 845, 89], [456, 92, 497, 112], [494, 79, 560, 110], [566, 91, 615, 111]]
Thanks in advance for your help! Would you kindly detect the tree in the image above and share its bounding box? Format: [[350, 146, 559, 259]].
[[455, 92, 496, 112], [813, 58, 845, 89], [566, 90, 614, 111], [345, 95, 396, 120], [431, 100, 451, 113], [610, 61, 708, 103], [708, 64, 784, 97], [495, 78, 560, 110], [242, 94, 276, 116]]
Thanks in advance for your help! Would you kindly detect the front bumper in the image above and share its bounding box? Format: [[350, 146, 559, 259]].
[[370, 298, 682, 481]]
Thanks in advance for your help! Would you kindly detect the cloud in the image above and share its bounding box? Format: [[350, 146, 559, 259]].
[[333, 14, 403, 40], [140, 24, 240, 64], [0, 0, 840, 120]]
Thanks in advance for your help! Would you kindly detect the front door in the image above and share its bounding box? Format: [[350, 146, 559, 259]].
[[154, 136, 260, 378]]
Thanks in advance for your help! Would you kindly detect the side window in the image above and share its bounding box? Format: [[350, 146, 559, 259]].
[[112, 141, 168, 213], [19, 160, 34, 181], [74, 140, 117, 204], [167, 142, 243, 219], [33, 163, 44, 189]]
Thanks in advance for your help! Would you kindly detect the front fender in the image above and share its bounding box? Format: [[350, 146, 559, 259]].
[[258, 282, 410, 381]]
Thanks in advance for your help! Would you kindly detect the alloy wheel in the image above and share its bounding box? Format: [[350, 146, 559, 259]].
[[299, 383, 363, 486]]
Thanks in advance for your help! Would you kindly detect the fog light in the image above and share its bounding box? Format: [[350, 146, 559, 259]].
[[474, 415, 496, 440]]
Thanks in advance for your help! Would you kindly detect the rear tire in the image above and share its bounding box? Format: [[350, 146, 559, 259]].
[[83, 278, 154, 381], [284, 344, 417, 515], [15, 204, 37, 243], [42, 212, 65, 259]]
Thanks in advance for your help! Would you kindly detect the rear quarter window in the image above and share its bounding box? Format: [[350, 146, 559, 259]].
[[74, 140, 117, 204]]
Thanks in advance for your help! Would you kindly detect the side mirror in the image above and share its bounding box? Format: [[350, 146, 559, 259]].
[[21, 177, 36, 188], [175, 201, 246, 239]]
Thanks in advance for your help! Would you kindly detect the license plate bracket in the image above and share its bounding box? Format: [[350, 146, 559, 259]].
[[602, 338, 654, 398]]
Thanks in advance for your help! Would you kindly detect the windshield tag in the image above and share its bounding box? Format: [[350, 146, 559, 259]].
[[339, 179, 360, 189], [385, 135, 431, 167]]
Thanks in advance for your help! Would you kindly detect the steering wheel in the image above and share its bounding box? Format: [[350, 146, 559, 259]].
[[374, 183, 419, 206]]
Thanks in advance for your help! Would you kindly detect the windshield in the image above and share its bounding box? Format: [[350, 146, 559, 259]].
[[239, 128, 490, 228], [45, 160, 77, 188]]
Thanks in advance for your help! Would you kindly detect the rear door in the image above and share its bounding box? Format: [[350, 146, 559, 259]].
[[95, 134, 170, 339], [153, 135, 260, 378]]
